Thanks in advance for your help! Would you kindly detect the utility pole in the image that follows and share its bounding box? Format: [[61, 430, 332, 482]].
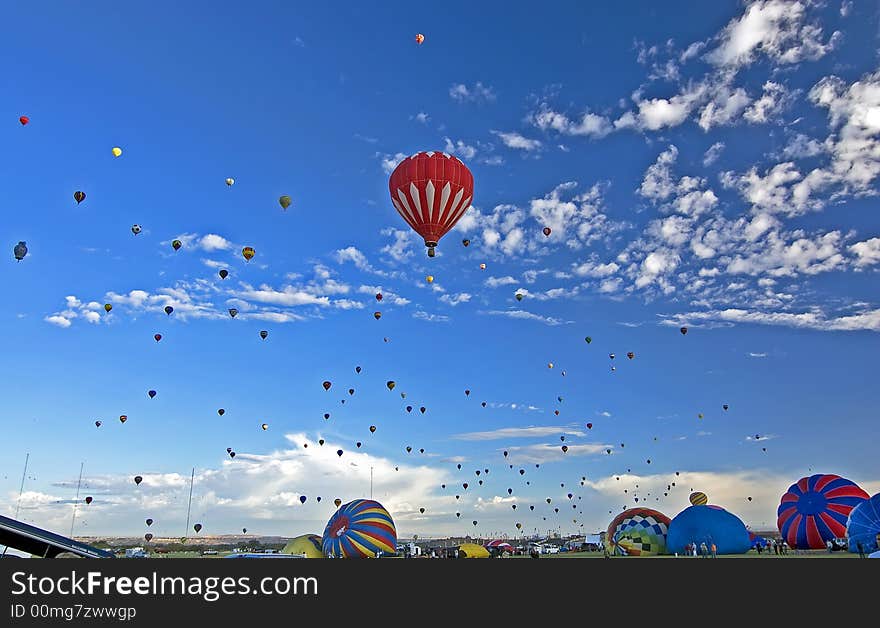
[[184, 467, 195, 538], [14, 453, 29, 520], [70, 462, 84, 537]]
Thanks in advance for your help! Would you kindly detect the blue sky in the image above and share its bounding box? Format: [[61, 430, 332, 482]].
[[1, 0, 879, 541]]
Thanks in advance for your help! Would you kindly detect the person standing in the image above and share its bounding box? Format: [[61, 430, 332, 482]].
[[710, 542, 717, 558], [700, 542, 708, 558], [857, 541, 865, 558]]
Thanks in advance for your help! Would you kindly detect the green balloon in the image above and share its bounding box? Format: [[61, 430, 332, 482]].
[[279, 195, 292, 209], [585, 336, 592, 344]]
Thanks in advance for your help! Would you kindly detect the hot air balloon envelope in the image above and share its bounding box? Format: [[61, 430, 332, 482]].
[[322, 499, 397, 558]]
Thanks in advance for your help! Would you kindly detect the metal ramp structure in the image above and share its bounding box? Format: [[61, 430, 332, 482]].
[[0, 513, 114, 558]]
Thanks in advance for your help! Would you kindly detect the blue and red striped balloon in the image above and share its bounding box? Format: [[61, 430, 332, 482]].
[[777, 474, 869, 549], [322, 499, 397, 558]]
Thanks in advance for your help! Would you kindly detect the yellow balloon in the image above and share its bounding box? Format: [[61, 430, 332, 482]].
[[282, 534, 324, 558], [225, 178, 235, 186], [112, 147, 122, 157], [457, 543, 490, 558], [426, 275, 434, 284]]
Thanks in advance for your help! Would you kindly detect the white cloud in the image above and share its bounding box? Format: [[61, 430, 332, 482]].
[[664, 305, 880, 332], [530, 106, 613, 138], [635, 249, 681, 288], [334, 246, 385, 276], [743, 81, 790, 123], [572, 259, 619, 278], [45, 315, 72, 328], [199, 234, 233, 251], [452, 426, 586, 441], [501, 443, 611, 464], [780, 133, 825, 159], [449, 82, 495, 103], [412, 112, 429, 124], [491, 131, 542, 151], [705, 0, 840, 69], [698, 85, 751, 131], [443, 137, 478, 160], [703, 142, 725, 166], [412, 310, 450, 323], [725, 230, 845, 276], [379, 228, 415, 264], [850, 238, 880, 267], [236, 285, 330, 307], [378, 152, 408, 175], [439, 293, 472, 307], [639, 145, 679, 200], [749, 352, 768, 357], [481, 309, 570, 326], [484, 276, 518, 288]]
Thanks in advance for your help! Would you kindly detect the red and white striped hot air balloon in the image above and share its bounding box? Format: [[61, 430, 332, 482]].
[[388, 151, 474, 257]]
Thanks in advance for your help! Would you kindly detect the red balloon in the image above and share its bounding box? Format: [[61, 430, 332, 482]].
[[19, 116, 29, 126], [388, 151, 474, 257]]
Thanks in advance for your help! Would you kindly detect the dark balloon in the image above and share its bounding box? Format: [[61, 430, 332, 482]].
[[84, 496, 92, 504], [322, 381, 332, 391], [336, 450, 343, 457], [680, 326, 688, 335], [194, 524, 202, 533], [134, 475, 142, 485], [154, 334, 162, 342], [95, 420, 102, 428], [300, 495, 307, 504], [218, 408, 225, 416], [462, 239, 470, 247], [219, 269, 229, 279], [13, 241, 27, 261], [164, 306, 173, 315], [260, 330, 268, 340], [148, 390, 156, 399], [74, 191, 86, 204]]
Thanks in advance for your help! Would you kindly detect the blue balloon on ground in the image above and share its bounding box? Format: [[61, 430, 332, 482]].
[[667, 505, 751, 555], [847, 493, 880, 554]]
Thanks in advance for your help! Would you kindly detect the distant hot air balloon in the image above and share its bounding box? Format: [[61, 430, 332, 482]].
[[164, 306, 173, 315], [104, 303, 113, 313], [131, 224, 142, 235], [627, 352, 635, 359], [415, 33, 425, 44], [389, 152, 474, 257], [242, 247, 255, 261], [259, 330, 268, 340], [355, 366, 362, 373], [134, 475, 143, 485], [261, 423, 268, 430], [462, 238, 470, 247], [154, 334, 162, 342], [194, 524, 202, 533], [95, 420, 102, 427], [723, 404, 729, 411], [171, 239, 182, 251], [19, 116, 29, 125], [145, 533, 153, 542], [689, 491, 708, 506], [112, 147, 122, 157], [426, 275, 434, 284], [322, 381, 332, 391], [146, 518, 153, 526], [369, 425, 376, 433], [386, 381, 396, 391], [219, 269, 229, 279], [218, 408, 225, 416], [680, 327, 688, 335], [228, 308, 238, 318], [85, 496, 92, 504], [515, 292, 524, 301], [74, 191, 86, 204], [300, 495, 307, 504], [120, 415, 128, 423], [334, 498, 342, 508], [279, 195, 291, 210], [375, 293, 383, 302], [479, 263, 486, 270], [148, 390, 156, 399], [585, 336, 592, 344], [13, 241, 27, 261], [374, 311, 382, 320], [542, 227, 551, 236], [336, 449, 343, 457], [225, 178, 234, 186]]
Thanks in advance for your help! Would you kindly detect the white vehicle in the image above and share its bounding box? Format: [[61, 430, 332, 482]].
[[544, 544, 560, 554], [125, 547, 149, 558]]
